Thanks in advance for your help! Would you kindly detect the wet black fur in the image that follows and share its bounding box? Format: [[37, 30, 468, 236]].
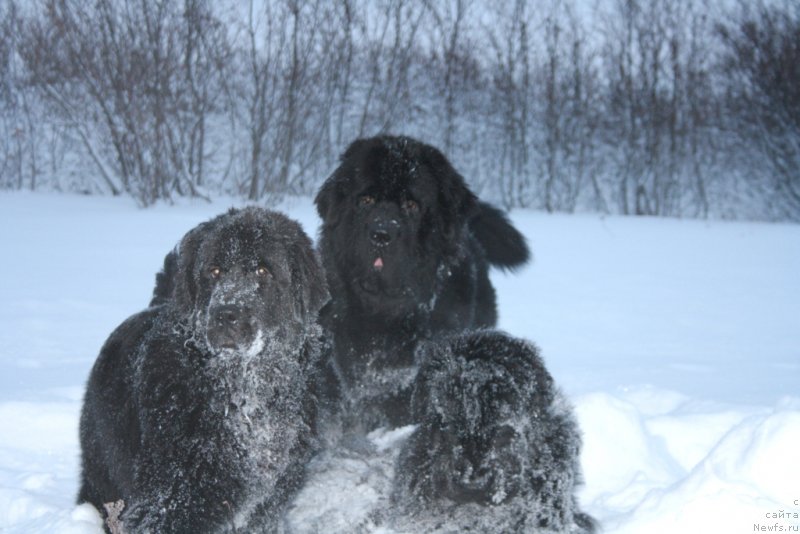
[[315, 135, 530, 431], [392, 331, 596, 533], [78, 208, 328, 533]]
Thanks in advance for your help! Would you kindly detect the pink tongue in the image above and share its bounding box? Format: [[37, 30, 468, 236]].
[[373, 257, 384, 270]]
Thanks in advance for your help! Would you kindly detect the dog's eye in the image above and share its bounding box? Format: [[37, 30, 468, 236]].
[[256, 265, 270, 277], [209, 266, 222, 279], [402, 199, 419, 213], [358, 195, 375, 207]]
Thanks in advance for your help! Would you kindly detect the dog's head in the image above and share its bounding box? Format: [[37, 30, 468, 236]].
[[171, 208, 328, 355], [315, 136, 477, 317], [406, 331, 556, 506]]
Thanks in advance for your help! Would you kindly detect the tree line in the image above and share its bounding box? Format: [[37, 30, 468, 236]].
[[0, 0, 798, 221]]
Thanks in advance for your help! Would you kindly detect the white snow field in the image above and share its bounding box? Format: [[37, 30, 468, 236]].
[[0, 191, 798, 533]]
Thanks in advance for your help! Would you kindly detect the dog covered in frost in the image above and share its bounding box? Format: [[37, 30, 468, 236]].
[[391, 330, 596, 533], [78, 207, 328, 533]]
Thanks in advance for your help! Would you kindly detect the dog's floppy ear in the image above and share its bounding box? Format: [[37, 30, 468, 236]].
[[422, 144, 478, 240], [315, 173, 341, 223], [171, 221, 211, 314], [316, 138, 371, 222], [289, 232, 330, 321], [150, 248, 179, 307]]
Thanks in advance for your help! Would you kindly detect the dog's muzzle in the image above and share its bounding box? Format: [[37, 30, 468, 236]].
[[206, 303, 257, 351]]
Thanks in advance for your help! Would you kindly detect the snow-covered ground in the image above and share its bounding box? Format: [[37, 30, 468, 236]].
[[0, 191, 798, 533]]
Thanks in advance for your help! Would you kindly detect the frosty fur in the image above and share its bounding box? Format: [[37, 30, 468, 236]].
[[314, 135, 530, 432], [391, 331, 596, 533], [287, 331, 596, 533], [78, 207, 328, 533]]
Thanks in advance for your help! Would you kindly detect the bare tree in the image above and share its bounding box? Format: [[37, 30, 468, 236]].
[[238, 0, 336, 201], [176, 0, 234, 192], [240, 0, 285, 200], [353, 0, 427, 138], [0, 0, 20, 189], [314, 0, 358, 161], [428, 0, 472, 153], [1, 0, 44, 192], [486, 0, 603, 213], [547, 1, 605, 213], [0, 0, 792, 221], [598, 0, 715, 217], [717, 0, 800, 220], [19, 0, 227, 205], [485, 0, 532, 209]]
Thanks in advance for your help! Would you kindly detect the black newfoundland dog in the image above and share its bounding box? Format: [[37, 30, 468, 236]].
[[315, 135, 530, 431], [78, 208, 328, 533], [392, 331, 596, 533]]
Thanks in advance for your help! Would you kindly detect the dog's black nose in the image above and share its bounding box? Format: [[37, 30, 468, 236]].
[[370, 228, 391, 246], [369, 219, 399, 247], [213, 304, 240, 325]]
